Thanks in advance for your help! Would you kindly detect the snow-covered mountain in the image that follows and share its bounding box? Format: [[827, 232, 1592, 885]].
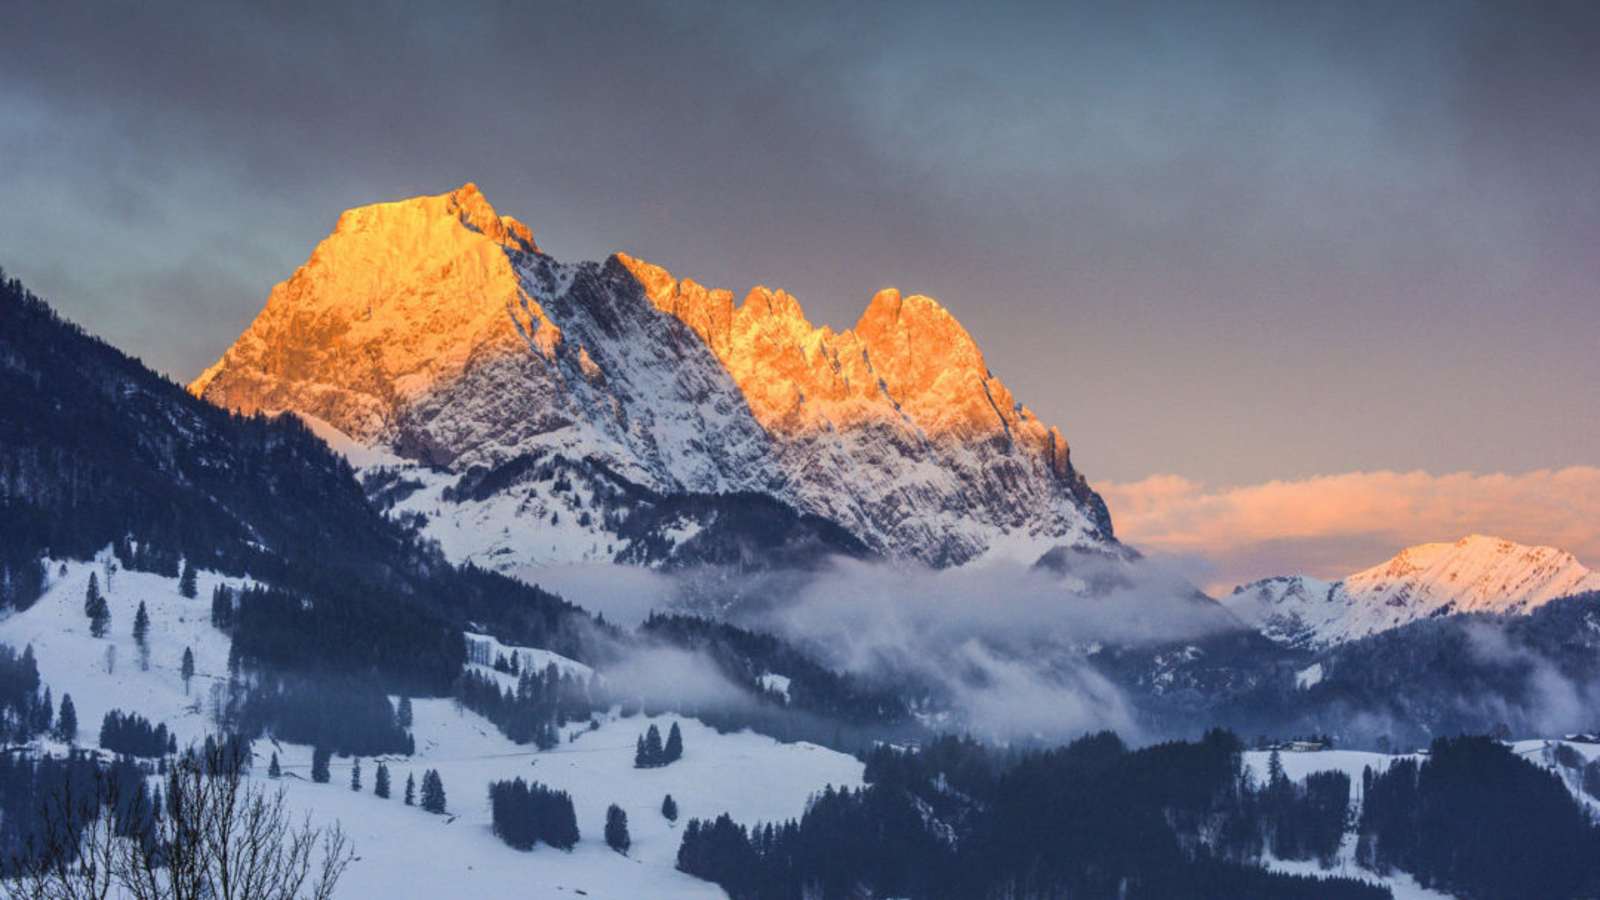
[[191, 184, 1114, 570], [1223, 534, 1600, 649]]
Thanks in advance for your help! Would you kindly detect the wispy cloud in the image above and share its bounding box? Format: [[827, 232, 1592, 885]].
[[1100, 467, 1600, 593], [752, 555, 1237, 743]]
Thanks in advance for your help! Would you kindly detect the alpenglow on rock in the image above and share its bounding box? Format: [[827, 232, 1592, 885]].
[[1223, 534, 1600, 649], [192, 185, 1115, 570]]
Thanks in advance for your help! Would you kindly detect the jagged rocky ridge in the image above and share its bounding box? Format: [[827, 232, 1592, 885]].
[[1223, 534, 1600, 649], [191, 184, 1114, 570]]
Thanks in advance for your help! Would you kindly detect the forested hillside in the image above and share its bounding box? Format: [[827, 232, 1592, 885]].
[[0, 269, 596, 692]]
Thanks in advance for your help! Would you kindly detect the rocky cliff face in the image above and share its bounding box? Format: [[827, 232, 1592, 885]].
[[1223, 534, 1600, 648], [193, 185, 1114, 570]]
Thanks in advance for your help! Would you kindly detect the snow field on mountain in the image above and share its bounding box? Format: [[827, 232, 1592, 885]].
[[465, 631, 596, 680], [384, 461, 624, 568], [0, 560, 866, 899]]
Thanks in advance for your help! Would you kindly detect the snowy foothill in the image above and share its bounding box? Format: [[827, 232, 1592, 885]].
[[0, 558, 865, 898], [1243, 742, 1600, 900], [1245, 741, 1600, 812], [267, 707, 862, 899], [1243, 750, 1445, 899], [0, 555, 242, 753]]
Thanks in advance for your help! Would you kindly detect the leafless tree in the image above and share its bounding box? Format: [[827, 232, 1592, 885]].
[[4, 766, 121, 900], [4, 743, 353, 900]]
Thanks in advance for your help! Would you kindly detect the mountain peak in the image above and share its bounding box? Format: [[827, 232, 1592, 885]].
[[331, 183, 538, 255], [1225, 534, 1600, 648], [190, 184, 551, 438], [195, 187, 1115, 568]]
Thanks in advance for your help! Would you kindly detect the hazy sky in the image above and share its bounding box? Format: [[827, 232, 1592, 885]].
[[3, 1, 1597, 574]]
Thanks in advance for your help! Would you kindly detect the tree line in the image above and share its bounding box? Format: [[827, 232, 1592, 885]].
[[677, 728, 1388, 900], [454, 664, 602, 749], [98, 709, 176, 758], [1357, 735, 1600, 899], [634, 721, 684, 767], [489, 778, 578, 851]]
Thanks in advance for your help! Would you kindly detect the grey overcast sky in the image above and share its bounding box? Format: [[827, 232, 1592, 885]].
[[3, 0, 1597, 492]]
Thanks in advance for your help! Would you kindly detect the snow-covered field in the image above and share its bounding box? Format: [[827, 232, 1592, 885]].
[[0, 558, 865, 899], [1241, 748, 1412, 787]]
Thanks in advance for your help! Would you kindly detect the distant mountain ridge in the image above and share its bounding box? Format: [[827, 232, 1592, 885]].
[[1223, 534, 1600, 648], [191, 185, 1115, 570]]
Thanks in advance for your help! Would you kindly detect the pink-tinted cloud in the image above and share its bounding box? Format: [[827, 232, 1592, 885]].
[[1099, 467, 1600, 595]]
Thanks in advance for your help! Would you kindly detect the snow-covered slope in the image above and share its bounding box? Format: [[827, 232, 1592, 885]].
[[1224, 535, 1600, 649], [1242, 744, 1600, 900], [191, 184, 1114, 571], [0, 558, 865, 899]]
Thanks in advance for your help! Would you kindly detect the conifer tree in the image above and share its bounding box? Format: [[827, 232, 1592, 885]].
[[180, 646, 195, 695], [268, 752, 281, 778], [421, 769, 446, 813], [311, 746, 331, 784], [179, 559, 197, 598], [133, 601, 151, 670], [351, 758, 362, 792], [90, 600, 110, 638], [1267, 748, 1286, 786], [662, 793, 678, 821], [544, 784, 580, 849], [375, 762, 391, 799], [55, 693, 77, 743], [210, 584, 233, 630], [397, 695, 413, 729], [84, 574, 110, 638], [665, 721, 684, 763], [404, 772, 416, 806], [605, 804, 630, 853], [132, 600, 150, 641], [635, 724, 665, 768], [34, 686, 52, 735]]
